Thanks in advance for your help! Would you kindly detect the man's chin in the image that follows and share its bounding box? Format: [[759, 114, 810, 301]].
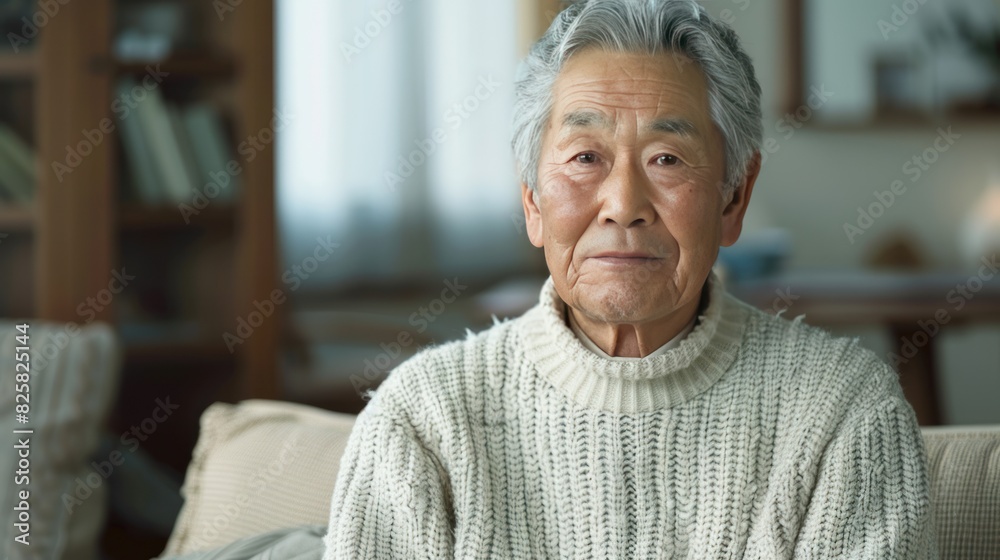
[[576, 287, 661, 325]]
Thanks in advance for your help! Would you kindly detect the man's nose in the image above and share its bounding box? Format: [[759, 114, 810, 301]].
[[597, 159, 656, 227]]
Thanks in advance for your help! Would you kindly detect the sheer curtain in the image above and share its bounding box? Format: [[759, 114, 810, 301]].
[[276, 0, 533, 294]]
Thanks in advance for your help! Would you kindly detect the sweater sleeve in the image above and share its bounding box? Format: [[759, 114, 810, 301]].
[[322, 398, 455, 560], [791, 397, 938, 559]]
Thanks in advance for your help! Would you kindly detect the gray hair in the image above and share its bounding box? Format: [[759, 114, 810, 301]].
[[512, 0, 762, 195]]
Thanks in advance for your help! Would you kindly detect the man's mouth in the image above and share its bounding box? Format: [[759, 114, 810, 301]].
[[590, 252, 663, 266]]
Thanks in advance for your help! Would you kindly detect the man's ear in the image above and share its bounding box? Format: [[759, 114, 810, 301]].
[[720, 151, 761, 248], [521, 183, 544, 248]]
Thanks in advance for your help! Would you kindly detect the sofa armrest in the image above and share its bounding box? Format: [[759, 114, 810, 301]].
[[922, 425, 1000, 559]]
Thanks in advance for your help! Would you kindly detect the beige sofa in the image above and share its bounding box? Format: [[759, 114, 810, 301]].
[[160, 400, 1000, 559]]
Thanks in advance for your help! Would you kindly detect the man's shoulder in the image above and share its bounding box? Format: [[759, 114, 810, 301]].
[[729, 295, 916, 447], [735, 294, 904, 405]]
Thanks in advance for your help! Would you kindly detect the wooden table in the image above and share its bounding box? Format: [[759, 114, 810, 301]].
[[730, 270, 1000, 426]]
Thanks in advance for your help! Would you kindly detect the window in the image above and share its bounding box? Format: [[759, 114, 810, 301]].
[[277, 0, 535, 294]]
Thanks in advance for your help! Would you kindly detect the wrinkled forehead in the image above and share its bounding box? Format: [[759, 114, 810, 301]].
[[548, 48, 715, 136]]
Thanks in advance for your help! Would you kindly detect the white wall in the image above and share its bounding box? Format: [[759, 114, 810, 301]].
[[718, 0, 1000, 424]]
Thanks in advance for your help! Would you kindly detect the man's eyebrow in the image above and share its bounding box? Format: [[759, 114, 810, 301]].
[[561, 110, 611, 129], [647, 117, 698, 137], [560, 111, 699, 138]]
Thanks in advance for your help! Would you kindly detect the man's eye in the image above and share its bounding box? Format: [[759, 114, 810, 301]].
[[574, 152, 598, 164], [655, 154, 679, 166]]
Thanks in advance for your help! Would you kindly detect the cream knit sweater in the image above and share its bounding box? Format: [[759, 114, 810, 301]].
[[323, 272, 937, 559]]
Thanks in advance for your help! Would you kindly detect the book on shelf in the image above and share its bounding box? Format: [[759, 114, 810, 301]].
[[172, 233, 236, 333], [167, 104, 204, 198], [181, 105, 240, 202], [134, 81, 194, 204], [0, 123, 35, 205], [115, 80, 166, 205], [116, 78, 239, 207]]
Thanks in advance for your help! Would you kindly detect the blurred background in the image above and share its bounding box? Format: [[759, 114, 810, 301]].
[[0, 0, 998, 557]]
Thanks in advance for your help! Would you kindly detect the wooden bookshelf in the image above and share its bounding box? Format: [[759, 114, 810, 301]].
[[0, 2, 279, 556], [115, 51, 239, 79], [0, 52, 37, 78], [125, 338, 236, 366], [0, 0, 281, 395], [119, 203, 236, 230], [0, 204, 33, 230]]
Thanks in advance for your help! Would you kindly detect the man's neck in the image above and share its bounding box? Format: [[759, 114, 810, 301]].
[[565, 290, 704, 358]]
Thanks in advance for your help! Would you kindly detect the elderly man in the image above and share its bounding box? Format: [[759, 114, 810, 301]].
[[323, 0, 936, 558]]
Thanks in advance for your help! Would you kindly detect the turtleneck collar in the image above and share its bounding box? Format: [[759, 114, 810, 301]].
[[566, 294, 698, 361], [519, 270, 748, 413]]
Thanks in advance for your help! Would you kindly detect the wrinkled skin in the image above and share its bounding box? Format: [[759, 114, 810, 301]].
[[522, 48, 761, 357]]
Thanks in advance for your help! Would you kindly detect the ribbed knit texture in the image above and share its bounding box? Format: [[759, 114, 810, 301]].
[[323, 273, 938, 559]]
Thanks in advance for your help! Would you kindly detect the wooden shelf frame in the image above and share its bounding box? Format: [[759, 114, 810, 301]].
[[119, 203, 237, 231], [114, 52, 239, 79], [0, 52, 38, 79], [11, 1, 279, 400], [36, 0, 116, 323], [0, 204, 34, 230]]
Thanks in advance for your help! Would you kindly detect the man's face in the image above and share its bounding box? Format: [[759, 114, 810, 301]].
[[522, 48, 757, 326]]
